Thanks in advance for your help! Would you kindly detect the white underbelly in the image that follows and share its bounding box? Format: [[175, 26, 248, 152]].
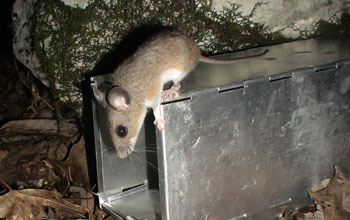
[[161, 68, 184, 84]]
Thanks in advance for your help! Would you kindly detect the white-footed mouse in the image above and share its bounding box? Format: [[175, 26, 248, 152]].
[[93, 31, 268, 158]]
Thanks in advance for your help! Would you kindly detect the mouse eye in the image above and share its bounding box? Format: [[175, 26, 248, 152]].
[[116, 125, 128, 138]]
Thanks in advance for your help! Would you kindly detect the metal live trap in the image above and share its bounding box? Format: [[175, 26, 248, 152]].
[[90, 38, 350, 220]]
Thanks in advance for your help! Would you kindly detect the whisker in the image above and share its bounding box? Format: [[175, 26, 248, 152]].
[[147, 147, 163, 150], [131, 153, 160, 173], [133, 149, 159, 153], [147, 145, 161, 148], [103, 145, 116, 150], [102, 146, 117, 153], [96, 120, 109, 129]]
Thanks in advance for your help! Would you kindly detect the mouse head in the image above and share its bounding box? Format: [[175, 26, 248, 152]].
[[93, 85, 140, 158]]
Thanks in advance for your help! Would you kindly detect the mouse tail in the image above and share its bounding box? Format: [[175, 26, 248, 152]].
[[199, 48, 268, 64]]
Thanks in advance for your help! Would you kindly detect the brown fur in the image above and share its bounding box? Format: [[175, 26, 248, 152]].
[[97, 31, 267, 158]]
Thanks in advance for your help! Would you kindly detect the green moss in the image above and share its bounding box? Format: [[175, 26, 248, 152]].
[[313, 12, 350, 38], [32, 0, 288, 116]]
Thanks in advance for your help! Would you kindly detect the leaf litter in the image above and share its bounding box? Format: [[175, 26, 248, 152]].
[[0, 49, 111, 219], [0, 178, 90, 220], [278, 166, 350, 220]]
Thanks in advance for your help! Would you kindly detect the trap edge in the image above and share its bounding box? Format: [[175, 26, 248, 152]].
[[90, 38, 350, 220]]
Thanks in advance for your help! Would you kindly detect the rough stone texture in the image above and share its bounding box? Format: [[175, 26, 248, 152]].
[[61, 0, 91, 9], [11, 0, 349, 114], [12, 0, 47, 85], [213, 0, 350, 38]]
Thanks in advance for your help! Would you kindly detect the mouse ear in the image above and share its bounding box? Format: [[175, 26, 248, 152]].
[[92, 85, 106, 106], [107, 87, 130, 111]]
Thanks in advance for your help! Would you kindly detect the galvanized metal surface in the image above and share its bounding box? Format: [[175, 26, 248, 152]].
[[91, 37, 350, 220], [92, 92, 148, 193], [182, 37, 350, 92], [157, 60, 350, 220], [92, 85, 159, 219]]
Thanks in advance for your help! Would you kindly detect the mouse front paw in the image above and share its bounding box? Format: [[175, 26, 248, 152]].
[[154, 118, 165, 130], [153, 105, 165, 130], [162, 82, 181, 100]]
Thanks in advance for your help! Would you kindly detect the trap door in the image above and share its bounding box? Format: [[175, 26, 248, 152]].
[[91, 76, 160, 219]]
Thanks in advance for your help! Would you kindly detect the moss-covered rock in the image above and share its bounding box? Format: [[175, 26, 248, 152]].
[[12, 0, 349, 116]]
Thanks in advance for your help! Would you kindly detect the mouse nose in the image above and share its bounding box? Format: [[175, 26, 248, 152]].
[[117, 143, 131, 159]]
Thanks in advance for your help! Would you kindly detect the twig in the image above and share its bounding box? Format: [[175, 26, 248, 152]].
[[13, 56, 68, 121], [0, 175, 12, 191]]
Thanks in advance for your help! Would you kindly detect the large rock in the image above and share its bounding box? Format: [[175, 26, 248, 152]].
[[13, 0, 44, 84], [213, 0, 350, 38], [12, 0, 349, 113]]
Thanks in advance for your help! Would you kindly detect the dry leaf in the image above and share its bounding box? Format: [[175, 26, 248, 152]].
[[93, 207, 109, 220], [0, 188, 90, 220], [43, 136, 90, 189], [280, 205, 317, 220], [311, 179, 331, 192], [0, 119, 78, 137], [309, 166, 350, 220], [69, 186, 94, 209]]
